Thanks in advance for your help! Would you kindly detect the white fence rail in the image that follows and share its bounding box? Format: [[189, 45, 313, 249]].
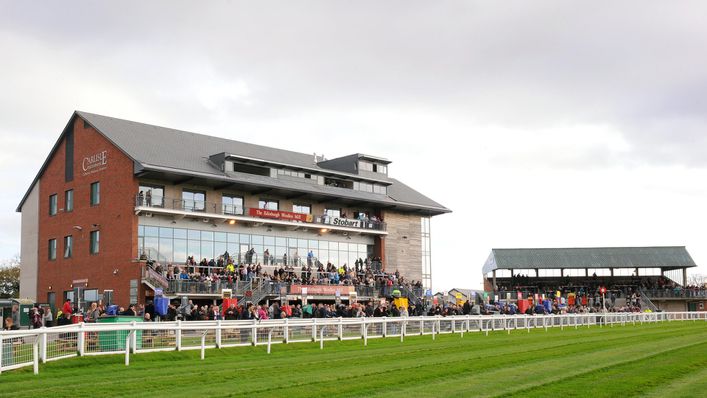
[[1, 311, 705, 375]]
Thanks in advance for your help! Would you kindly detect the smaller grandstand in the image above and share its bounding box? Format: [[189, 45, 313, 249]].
[[483, 246, 706, 312]]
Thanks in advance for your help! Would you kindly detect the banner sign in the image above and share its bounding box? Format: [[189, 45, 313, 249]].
[[248, 208, 313, 223], [324, 216, 361, 228], [290, 285, 355, 295]]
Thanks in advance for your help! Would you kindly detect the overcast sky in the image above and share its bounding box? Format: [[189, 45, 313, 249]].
[[1, 1, 706, 291]]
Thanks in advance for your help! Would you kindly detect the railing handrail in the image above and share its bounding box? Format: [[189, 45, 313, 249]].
[[134, 194, 387, 231], [2, 311, 704, 375]]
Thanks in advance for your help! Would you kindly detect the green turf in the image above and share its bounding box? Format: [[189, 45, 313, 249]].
[[1, 322, 706, 397]]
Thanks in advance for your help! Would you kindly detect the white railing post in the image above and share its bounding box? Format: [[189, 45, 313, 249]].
[[78, 323, 85, 356], [33, 337, 39, 375], [451, 319, 455, 334], [338, 318, 343, 341], [267, 328, 273, 354], [400, 320, 405, 342], [216, 320, 222, 349], [200, 331, 207, 360], [284, 318, 289, 344], [252, 321, 257, 346], [125, 331, 132, 366], [131, 321, 137, 353], [312, 320, 317, 342], [320, 326, 326, 350], [176, 320, 182, 351], [40, 329, 47, 363], [419, 319, 424, 335], [432, 320, 436, 340], [382, 318, 387, 338], [363, 320, 369, 346]]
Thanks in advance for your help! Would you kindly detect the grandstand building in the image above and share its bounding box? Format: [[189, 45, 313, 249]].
[[483, 247, 706, 312], [17, 111, 449, 308]]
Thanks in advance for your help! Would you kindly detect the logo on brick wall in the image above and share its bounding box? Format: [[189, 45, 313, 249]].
[[82, 150, 108, 176]]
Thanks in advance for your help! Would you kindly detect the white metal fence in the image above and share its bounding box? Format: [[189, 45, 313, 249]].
[[1, 311, 705, 375]]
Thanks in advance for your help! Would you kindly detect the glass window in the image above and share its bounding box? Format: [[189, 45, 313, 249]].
[[48, 239, 57, 260], [90, 182, 100, 206], [138, 225, 144, 237], [264, 236, 275, 246], [173, 228, 187, 239], [378, 164, 387, 174], [159, 237, 173, 262], [144, 226, 159, 237], [188, 240, 200, 259], [139, 185, 164, 207], [214, 232, 227, 242], [359, 182, 373, 193], [276, 237, 286, 247], [49, 194, 57, 216], [201, 241, 213, 260], [89, 230, 100, 254], [173, 239, 187, 263], [159, 227, 173, 239], [83, 289, 99, 303], [182, 189, 205, 212], [358, 161, 373, 172], [293, 204, 311, 214], [188, 229, 201, 240], [201, 231, 214, 241], [240, 234, 251, 245], [222, 195, 244, 215], [325, 208, 341, 218], [251, 235, 263, 245], [65, 190, 74, 212], [227, 233, 238, 244], [258, 199, 278, 210], [373, 185, 386, 195], [64, 235, 72, 258]]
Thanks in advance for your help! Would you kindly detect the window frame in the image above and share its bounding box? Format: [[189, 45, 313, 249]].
[[48, 238, 57, 260], [49, 194, 58, 216], [64, 189, 74, 212], [182, 189, 206, 212], [64, 235, 73, 258], [90, 181, 100, 206], [258, 199, 279, 211], [222, 194, 244, 215], [292, 203, 311, 214], [89, 230, 100, 255]]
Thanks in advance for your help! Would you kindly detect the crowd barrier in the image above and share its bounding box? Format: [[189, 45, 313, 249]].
[[1, 311, 705, 375]]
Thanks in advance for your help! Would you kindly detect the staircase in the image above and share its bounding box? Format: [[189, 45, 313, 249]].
[[638, 289, 660, 312]]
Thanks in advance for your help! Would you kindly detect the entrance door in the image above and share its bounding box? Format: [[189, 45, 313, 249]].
[[688, 302, 697, 312]]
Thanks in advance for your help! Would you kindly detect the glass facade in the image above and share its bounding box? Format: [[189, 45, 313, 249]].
[[421, 217, 432, 290], [138, 224, 370, 266]]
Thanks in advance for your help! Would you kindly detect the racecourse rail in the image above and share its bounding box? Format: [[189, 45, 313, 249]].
[[1, 312, 705, 375]]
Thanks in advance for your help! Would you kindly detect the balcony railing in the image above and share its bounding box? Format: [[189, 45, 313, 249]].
[[135, 194, 387, 232]]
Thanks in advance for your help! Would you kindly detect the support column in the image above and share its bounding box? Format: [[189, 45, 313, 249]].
[[492, 270, 497, 293], [682, 268, 687, 286]]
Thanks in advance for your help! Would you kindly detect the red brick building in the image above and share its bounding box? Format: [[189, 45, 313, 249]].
[[18, 111, 450, 310]]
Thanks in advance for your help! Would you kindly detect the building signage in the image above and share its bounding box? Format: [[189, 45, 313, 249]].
[[82, 150, 108, 176], [248, 208, 313, 223], [290, 285, 354, 295], [325, 216, 361, 228]]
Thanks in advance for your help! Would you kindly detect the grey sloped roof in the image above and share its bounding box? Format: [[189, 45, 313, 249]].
[[17, 111, 450, 214], [482, 246, 696, 274], [78, 111, 390, 183]]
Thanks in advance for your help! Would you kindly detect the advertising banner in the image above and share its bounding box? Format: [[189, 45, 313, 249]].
[[248, 208, 313, 222]]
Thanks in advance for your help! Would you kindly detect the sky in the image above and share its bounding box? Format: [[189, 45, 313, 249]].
[[1, 1, 706, 291]]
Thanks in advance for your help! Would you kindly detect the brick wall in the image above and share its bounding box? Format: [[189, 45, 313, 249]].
[[37, 116, 138, 309]]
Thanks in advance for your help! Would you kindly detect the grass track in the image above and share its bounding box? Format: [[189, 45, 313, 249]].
[[1, 322, 705, 397]]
